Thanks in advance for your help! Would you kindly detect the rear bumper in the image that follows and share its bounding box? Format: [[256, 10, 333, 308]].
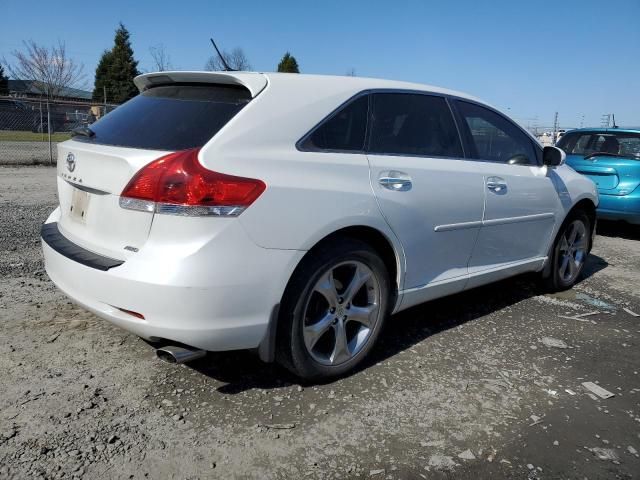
[[597, 190, 640, 224], [41, 211, 305, 352]]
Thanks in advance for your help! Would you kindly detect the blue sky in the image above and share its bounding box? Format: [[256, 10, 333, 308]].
[[1, 0, 638, 128]]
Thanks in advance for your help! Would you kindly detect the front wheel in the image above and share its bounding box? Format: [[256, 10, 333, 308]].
[[545, 210, 591, 291], [277, 238, 390, 381]]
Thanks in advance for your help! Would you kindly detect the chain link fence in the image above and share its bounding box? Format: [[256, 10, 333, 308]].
[[0, 96, 119, 165]]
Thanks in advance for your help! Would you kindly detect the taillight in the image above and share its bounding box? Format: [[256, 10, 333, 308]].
[[119, 148, 266, 217]]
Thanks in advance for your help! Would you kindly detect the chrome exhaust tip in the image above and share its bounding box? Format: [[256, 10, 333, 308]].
[[156, 345, 206, 364]]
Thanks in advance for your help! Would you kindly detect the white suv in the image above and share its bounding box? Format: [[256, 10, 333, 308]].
[[42, 72, 598, 380]]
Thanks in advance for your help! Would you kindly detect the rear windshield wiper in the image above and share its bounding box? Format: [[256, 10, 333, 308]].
[[71, 126, 95, 138], [584, 151, 625, 160]]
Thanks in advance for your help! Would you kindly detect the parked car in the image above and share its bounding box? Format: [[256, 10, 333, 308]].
[[0, 98, 37, 131], [31, 111, 67, 134], [557, 128, 640, 225], [41, 72, 598, 380], [32, 110, 92, 134]]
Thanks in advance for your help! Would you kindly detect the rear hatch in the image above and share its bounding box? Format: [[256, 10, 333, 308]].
[[559, 130, 640, 196], [567, 154, 640, 196], [56, 143, 168, 259], [566, 154, 620, 191], [55, 74, 265, 260]]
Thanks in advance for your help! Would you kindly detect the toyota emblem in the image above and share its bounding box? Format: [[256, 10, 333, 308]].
[[66, 152, 76, 172]]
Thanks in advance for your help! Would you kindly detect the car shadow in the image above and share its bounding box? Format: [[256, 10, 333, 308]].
[[186, 253, 608, 393], [596, 219, 640, 241]]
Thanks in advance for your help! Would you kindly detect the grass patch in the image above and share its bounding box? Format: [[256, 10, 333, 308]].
[[0, 130, 72, 142]]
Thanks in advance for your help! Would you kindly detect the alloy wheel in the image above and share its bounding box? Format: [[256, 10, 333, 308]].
[[558, 219, 588, 283], [302, 261, 380, 366]]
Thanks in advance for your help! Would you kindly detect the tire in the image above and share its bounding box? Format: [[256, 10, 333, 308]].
[[276, 237, 390, 381], [544, 210, 591, 292]]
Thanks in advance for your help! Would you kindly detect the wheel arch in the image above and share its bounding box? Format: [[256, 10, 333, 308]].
[[541, 197, 597, 279], [571, 198, 597, 241], [287, 224, 403, 313], [258, 224, 404, 363]]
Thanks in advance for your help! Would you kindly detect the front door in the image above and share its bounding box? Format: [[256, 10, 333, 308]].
[[452, 100, 561, 279]]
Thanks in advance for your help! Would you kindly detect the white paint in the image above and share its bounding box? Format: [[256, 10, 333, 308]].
[[43, 72, 599, 353]]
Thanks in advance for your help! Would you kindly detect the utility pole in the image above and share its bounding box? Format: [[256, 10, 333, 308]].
[[103, 86, 107, 117], [552, 112, 559, 145], [601, 114, 611, 128]]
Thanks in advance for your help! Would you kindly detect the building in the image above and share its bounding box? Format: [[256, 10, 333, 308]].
[[7, 80, 92, 102]]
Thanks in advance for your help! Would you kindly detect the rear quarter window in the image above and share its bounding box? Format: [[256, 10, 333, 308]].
[[299, 95, 369, 152], [74, 84, 251, 151]]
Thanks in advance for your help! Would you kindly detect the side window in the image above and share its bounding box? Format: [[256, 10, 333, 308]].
[[300, 95, 368, 151], [368, 93, 463, 158], [456, 101, 536, 165]]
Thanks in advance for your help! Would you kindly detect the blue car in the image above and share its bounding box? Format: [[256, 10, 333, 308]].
[[558, 128, 640, 225]]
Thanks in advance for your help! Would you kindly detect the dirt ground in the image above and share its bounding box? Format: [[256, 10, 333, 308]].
[[1, 166, 639, 480]]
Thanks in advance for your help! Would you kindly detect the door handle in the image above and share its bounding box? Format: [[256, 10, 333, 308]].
[[379, 171, 412, 191], [486, 176, 507, 193]]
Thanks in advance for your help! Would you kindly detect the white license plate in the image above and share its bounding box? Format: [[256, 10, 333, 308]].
[[70, 188, 90, 223]]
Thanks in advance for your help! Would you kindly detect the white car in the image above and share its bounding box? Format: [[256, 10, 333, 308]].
[[42, 72, 598, 380]]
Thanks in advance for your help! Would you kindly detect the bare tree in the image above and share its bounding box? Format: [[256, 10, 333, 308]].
[[149, 44, 172, 72], [205, 47, 251, 71], [4, 40, 85, 99]]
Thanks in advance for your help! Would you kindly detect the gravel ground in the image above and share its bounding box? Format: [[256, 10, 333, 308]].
[[1, 166, 639, 479]]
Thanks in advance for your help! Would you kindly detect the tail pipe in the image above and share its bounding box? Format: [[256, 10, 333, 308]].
[[156, 345, 206, 364]]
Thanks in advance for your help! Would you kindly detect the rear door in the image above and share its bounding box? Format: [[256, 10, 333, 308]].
[[365, 93, 484, 306], [452, 100, 561, 279], [55, 83, 254, 260]]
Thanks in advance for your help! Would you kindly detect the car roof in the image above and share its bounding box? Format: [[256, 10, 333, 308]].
[[135, 71, 486, 105], [563, 127, 640, 135]]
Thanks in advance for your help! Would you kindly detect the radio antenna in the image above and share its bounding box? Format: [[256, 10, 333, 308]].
[[210, 38, 235, 71]]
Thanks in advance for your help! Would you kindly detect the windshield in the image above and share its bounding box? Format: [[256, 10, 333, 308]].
[[73, 84, 251, 151], [557, 131, 640, 159]]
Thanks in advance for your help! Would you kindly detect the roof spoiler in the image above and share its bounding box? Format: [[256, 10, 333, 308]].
[[134, 71, 268, 98]]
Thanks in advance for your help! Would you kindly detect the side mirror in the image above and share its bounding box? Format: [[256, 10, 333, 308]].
[[543, 146, 566, 167]]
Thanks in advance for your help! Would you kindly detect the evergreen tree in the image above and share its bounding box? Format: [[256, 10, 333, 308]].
[[0, 64, 8, 95], [92, 23, 140, 103], [92, 50, 113, 102], [277, 52, 300, 73]]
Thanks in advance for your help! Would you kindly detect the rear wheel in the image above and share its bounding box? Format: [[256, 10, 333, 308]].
[[277, 238, 390, 380], [545, 210, 591, 291]]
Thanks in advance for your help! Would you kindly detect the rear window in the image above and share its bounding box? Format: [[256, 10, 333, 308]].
[[558, 132, 640, 159], [74, 84, 251, 150]]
